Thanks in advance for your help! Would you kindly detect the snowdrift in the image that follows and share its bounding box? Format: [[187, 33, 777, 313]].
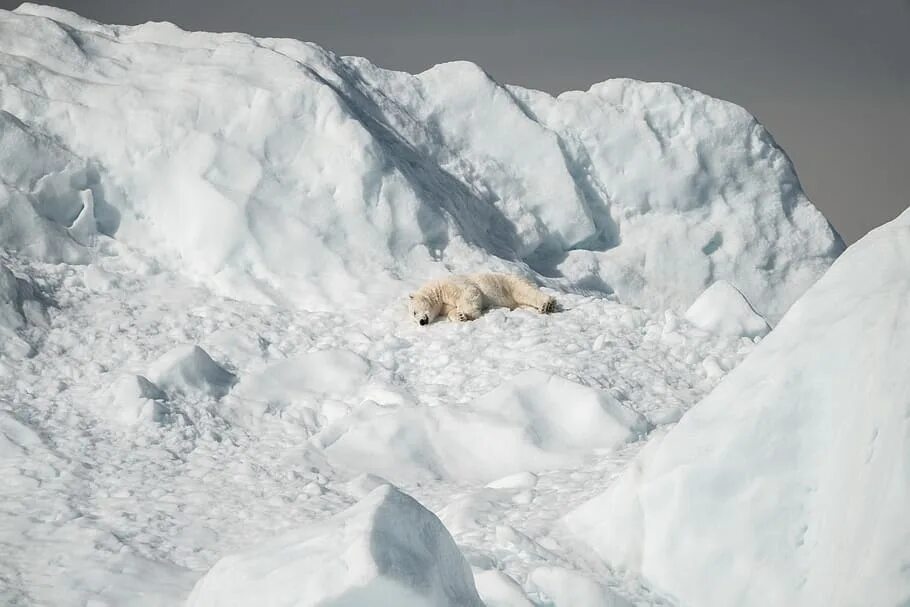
[[316, 370, 647, 483], [684, 279, 770, 338], [0, 4, 841, 319], [566, 208, 910, 607], [186, 485, 483, 607]]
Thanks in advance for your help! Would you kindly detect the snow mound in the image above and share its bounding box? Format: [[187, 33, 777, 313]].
[[565, 208, 910, 607], [319, 370, 647, 483], [186, 484, 483, 607], [102, 374, 169, 425], [0, 5, 842, 319], [684, 279, 771, 338], [147, 345, 236, 400]]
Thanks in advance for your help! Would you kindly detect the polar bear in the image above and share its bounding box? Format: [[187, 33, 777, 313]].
[[408, 273, 556, 325]]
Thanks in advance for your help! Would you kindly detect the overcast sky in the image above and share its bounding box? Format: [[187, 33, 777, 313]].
[[4, 0, 908, 242]]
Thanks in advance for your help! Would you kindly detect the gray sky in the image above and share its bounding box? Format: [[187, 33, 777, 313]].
[[4, 1, 908, 242]]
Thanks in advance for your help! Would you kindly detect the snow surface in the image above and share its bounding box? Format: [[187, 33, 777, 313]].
[[318, 370, 648, 483], [0, 3, 841, 321], [684, 279, 771, 338], [0, 4, 890, 607], [566, 208, 910, 607], [187, 485, 484, 607]]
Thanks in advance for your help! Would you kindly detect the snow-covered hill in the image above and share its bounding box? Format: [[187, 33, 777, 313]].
[[566, 207, 910, 606], [0, 3, 841, 320], [2, 4, 898, 607]]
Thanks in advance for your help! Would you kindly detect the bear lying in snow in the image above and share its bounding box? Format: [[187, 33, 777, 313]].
[[408, 273, 556, 325]]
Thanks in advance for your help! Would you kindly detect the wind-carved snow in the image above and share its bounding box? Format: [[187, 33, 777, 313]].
[[187, 485, 485, 607], [0, 3, 841, 320], [0, 4, 882, 607], [566, 208, 910, 607]]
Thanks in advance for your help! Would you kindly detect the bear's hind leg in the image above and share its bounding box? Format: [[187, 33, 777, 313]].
[[511, 280, 556, 314]]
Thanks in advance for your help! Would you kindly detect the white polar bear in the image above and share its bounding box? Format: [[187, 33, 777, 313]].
[[408, 273, 556, 325]]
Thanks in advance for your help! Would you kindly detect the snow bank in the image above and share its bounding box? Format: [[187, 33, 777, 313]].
[[684, 279, 771, 338], [0, 5, 841, 318], [565, 208, 910, 606], [102, 374, 170, 425], [186, 485, 483, 607], [147, 345, 236, 400], [319, 370, 647, 483]]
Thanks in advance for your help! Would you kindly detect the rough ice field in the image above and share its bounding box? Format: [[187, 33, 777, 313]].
[[0, 243, 761, 605], [0, 3, 882, 607], [567, 207, 910, 607]]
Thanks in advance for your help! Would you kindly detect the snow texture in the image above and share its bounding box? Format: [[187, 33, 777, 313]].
[[566, 207, 910, 607], [0, 3, 841, 321], [684, 279, 771, 338], [0, 4, 887, 607], [186, 484, 484, 607], [318, 370, 648, 483]]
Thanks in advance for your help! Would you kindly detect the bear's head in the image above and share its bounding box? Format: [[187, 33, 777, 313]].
[[408, 293, 437, 326]]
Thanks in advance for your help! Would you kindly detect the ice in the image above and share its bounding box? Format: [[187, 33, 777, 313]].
[[0, 262, 40, 359], [528, 567, 634, 607], [186, 485, 484, 607], [319, 370, 648, 483], [473, 568, 535, 607], [566, 208, 910, 607], [684, 280, 771, 338], [0, 4, 841, 320], [147, 345, 237, 400], [0, 4, 889, 606], [104, 374, 169, 425], [0, 409, 42, 458]]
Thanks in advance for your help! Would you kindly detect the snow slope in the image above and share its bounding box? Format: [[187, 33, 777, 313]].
[[0, 3, 841, 319], [566, 208, 910, 607]]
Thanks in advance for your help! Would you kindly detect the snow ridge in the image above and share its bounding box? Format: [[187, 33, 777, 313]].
[[0, 3, 842, 319]]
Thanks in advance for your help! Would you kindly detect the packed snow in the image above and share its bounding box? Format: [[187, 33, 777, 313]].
[[566, 208, 910, 606], [0, 3, 899, 607], [683, 280, 771, 338], [187, 485, 484, 607]]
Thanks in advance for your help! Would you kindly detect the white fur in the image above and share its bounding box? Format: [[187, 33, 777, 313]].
[[408, 273, 556, 325]]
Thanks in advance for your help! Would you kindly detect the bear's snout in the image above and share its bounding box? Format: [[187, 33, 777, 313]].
[[419, 316, 429, 326]]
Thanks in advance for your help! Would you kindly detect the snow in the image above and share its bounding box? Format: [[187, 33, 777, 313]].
[[318, 370, 648, 483], [186, 485, 484, 607], [528, 567, 634, 607], [0, 3, 841, 321], [684, 279, 771, 338], [0, 4, 889, 607], [565, 208, 910, 607], [146, 345, 237, 400]]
